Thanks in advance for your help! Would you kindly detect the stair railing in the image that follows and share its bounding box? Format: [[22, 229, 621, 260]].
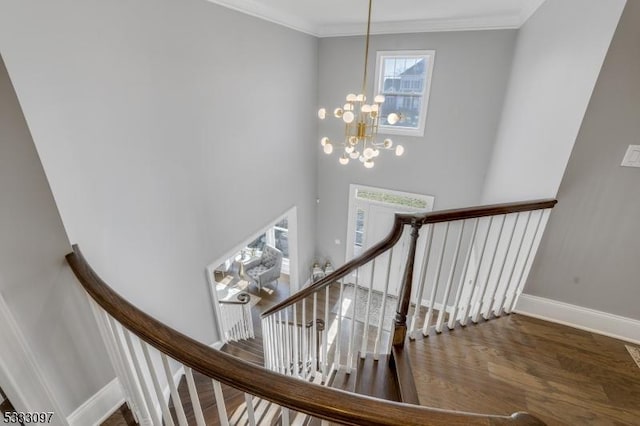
[[68, 244, 544, 425], [400, 199, 556, 340], [261, 199, 557, 384], [218, 292, 254, 342]]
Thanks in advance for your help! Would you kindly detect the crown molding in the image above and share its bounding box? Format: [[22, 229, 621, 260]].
[[206, 0, 542, 38], [317, 16, 522, 38], [206, 0, 320, 36]]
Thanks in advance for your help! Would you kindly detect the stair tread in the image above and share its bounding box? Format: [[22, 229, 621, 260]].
[[328, 365, 357, 393], [354, 354, 401, 402]]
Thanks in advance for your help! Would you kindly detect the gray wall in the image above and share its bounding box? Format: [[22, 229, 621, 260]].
[[316, 30, 516, 265], [481, 0, 626, 203], [0, 0, 318, 344], [525, 0, 640, 320], [0, 55, 113, 416]]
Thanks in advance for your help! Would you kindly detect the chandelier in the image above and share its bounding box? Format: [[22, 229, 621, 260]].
[[317, 0, 404, 169]]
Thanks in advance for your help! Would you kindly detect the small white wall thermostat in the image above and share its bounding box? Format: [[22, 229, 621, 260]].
[[621, 145, 640, 167]]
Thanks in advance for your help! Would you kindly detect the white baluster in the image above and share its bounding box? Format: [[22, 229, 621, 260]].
[[448, 218, 479, 330], [244, 393, 257, 426], [185, 367, 206, 426], [122, 331, 161, 426], [436, 220, 465, 333], [293, 304, 299, 377], [322, 286, 330, 382], [261, 318, 270, 370], [409, 224, 434, 339], [302, 298, 308, 377], [335, 279, 345, 365], [141, 343, 175, 426], [211, 379, 230, 426], [423, 222, 450, 336], [507, 209, 548, 313], [472, 215, 506, 324], [360, 259, 376, 357], [161, 354, 188, 426], [482, 213, 519, 320], [460, 216, 494, 326], [312, 292, 318, 375], [495, 211, 532, 317], [374, 247, 394, 358], [282, 407, 291, 425], [285, 309, 292, 375], [276, 311, 287, 374], [91, 303, 140, 423], [347, 268, 359, 371]]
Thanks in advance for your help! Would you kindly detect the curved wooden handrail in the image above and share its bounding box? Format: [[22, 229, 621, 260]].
[[262, 198, 557, 318], [67, 245, 543, 425]]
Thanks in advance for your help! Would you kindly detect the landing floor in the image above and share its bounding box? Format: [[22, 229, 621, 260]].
[[408, 314, 640, 425]]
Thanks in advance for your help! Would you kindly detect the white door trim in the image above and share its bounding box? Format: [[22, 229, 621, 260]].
[[206, 206, 299, 344], [0, 293, 68, 425], [345, 184, 435, 263]]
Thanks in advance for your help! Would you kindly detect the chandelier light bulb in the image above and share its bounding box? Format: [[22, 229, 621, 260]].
[[383, 138, 393, 148], [374, 95, 385, 103], [373, 148, 380, 157], [320, 136, 329, 146], [371, 104, 379, 112], [345, 145, 354, 154], [324, 143, 334, 154], [356, 94, 365, 102], [346, 93, 357, 102], [334, 107, 344, 118], [363, 147, 374, 158], [339, 155, 350, 165], [342, 111, 355, 123], [359, 155, 366, 163], [344, 103, 354, 111], [395, 145, 405, 156], [364, 159, 375, 169], [348, 136, 358, 145], [387, 113, 400, 125], [318, 108, 326, 119], [350, 151, 360, 159], [361, 104, 372, 113]]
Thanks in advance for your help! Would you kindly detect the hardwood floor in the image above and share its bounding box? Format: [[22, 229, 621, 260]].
[[102, 277, 640, 425], [407, 313, 640, 425]]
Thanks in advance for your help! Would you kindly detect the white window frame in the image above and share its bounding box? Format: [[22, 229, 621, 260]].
[[375, 50, 436, 137]]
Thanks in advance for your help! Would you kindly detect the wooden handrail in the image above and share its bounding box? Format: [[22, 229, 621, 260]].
[[262, 199, 557, 318], [218, 292, 251, 305], [67, 245, 543, 425]]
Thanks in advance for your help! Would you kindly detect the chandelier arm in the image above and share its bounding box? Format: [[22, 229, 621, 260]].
[[361, 0, 373, 95]]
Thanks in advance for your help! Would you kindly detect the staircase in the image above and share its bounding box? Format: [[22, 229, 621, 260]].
[[67, 198, 557, 426]]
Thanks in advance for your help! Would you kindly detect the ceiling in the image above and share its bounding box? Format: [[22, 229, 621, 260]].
[[206, 0, 547, 37]]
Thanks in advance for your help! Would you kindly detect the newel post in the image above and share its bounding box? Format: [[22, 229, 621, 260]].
[[392, 218, 422, 347]]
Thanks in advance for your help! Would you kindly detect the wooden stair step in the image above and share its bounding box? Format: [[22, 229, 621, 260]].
[[328, 365, 357, 393], [354, 354, 401, 402]]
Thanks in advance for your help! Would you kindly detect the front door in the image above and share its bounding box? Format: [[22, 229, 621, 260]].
[[346, 185, 434, 297]]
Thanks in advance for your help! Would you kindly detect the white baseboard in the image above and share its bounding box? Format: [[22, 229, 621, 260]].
[[515, 294, 640, 345], [211, 340, 224, 350], [67, 378, 124, 426]]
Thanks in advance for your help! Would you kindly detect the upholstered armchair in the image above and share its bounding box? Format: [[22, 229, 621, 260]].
[[243, 245, 283, 292]]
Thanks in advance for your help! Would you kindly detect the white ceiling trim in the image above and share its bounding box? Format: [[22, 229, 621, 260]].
[[206, 0, 544, 38], [518, 0, 546, 25], [206, 0, 318, 36], [317, 16, 522, 38]]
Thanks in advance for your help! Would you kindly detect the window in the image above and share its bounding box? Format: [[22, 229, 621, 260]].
[[375, 50, 435, 137], [353, 209, 365, 257]]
